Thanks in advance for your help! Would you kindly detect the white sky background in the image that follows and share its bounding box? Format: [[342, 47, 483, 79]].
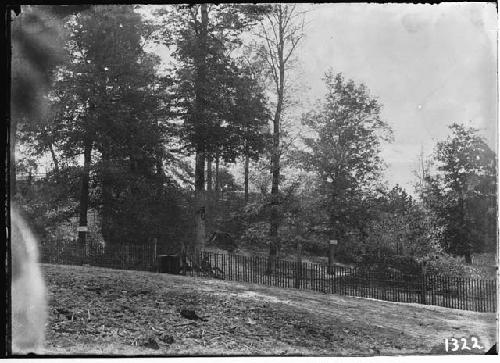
[[146, 3, 497, 193]]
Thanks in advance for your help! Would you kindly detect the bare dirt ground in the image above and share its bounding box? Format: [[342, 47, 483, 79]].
[[40, 263, 497, 356]]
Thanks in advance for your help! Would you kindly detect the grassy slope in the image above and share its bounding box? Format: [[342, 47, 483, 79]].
[[41, 264, 496, 356]]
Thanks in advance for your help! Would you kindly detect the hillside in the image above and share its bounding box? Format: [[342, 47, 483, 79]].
[[41, 264, 496, 356]]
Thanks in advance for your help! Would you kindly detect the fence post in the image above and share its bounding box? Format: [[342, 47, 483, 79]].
[[294, 241, 302, 289], [328, 239, 337, 274], [494, 280, 497, 312], [77, 225, 88, 266], [421, 273, 427, 305], [153, 238, 157, 272]]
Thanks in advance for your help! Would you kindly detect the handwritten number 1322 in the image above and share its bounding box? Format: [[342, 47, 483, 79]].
[[444, 337, 483, 352]]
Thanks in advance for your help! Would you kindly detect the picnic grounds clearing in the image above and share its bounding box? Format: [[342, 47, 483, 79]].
[[42, 263, 496, 356]]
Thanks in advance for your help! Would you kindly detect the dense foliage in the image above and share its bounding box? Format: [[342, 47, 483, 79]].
[[300, 71, 393, 240], [422, 124, 497, 262]]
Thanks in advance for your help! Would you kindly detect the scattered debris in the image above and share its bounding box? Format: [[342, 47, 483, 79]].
[[42, 264, 496, 356]]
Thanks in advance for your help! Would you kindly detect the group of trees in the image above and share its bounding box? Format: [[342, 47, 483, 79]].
[[18, 6, 184, 250], [13, 5, 496, 270], [14, 5, 282, 258]]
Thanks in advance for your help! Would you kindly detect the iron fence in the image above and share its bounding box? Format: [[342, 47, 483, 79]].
[[39, 242, 497, 313]]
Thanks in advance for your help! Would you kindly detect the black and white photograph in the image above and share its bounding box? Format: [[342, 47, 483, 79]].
[[5, 2, 498, 357]]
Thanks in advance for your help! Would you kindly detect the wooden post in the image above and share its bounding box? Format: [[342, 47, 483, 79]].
[[420, 274, 427, 304], [328, 239, 337, 274], [77, 225, 88, 265], [420, 265, 427, 305], [153, 238, 158, 272], [295, 240, 302, 289]]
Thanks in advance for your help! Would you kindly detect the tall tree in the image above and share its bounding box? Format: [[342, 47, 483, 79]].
[[423, 123, 497, 262], [41, 5, 173, 249], [300, 71, 393, 243], [228, 61, 269, 203], [257, 4, 305, 263], [156, 4, 269, 259]]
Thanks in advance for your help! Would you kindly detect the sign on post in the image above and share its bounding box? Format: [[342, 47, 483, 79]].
[[77, 226, 88, 232]]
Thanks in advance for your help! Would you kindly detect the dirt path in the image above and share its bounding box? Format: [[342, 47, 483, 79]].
[[41, 264, 496, 356]]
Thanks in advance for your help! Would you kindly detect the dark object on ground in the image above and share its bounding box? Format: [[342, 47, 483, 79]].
[[180, 309, 207, 321], [371, 347, 381, 355], [486, 343, 497, 355], [141, 337, 159, 350], [157, 255, 181, 274], [178, 255, 224, 279], [159, 334, 174, 345]]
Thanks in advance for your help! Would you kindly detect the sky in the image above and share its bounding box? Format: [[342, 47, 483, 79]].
[[292, 2, 497, 192], [148, 3, 497, 193]]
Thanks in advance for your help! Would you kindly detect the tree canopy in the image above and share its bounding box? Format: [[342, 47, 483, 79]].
[[423, 123, 497, 262], [300, 70, 393, 238]]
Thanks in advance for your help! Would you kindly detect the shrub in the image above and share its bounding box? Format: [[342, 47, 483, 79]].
[[360, 252, 423, 276], [206, 230, 238, 253], [302, 238, 328, 256], [239, 221, 270, 251], [419, 253, 466, 277]]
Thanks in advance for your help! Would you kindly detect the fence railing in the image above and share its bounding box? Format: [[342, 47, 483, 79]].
[[40, 238, 156, 272], [39, 241, 497, 313]]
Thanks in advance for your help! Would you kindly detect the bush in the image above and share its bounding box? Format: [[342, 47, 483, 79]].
[[302, 238, 328, 256], [335, 234, 365, 264], [360, 252, 423, 276], [239, 221, 270, 251], [419, 253, 466, 277], [206, 230, 238, 253]]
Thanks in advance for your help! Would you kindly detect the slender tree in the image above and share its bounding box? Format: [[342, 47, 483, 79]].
[[228, 62, 269, 203], [257, 4, 305, 263]]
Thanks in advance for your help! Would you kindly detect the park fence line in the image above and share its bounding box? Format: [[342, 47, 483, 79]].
[[39, 240, 497, 313]]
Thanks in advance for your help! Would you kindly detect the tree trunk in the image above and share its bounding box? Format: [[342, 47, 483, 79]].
[[10, 116, 17, 197], [244, 153, 249, 204], [215, 152, 220, 201], [154, 150, 164, 246], [194, 151, 206, 264], [101, 145, 112, 246], [268, 13, 286, 270], [206, 155, 214, 233], [78, 139, 92, 264], [206, 156, 213, 193], [48, 142, 59, 172], [192, 3, 209, 266], [464, 250, 472, 264], [460, 189, 472, 264]]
